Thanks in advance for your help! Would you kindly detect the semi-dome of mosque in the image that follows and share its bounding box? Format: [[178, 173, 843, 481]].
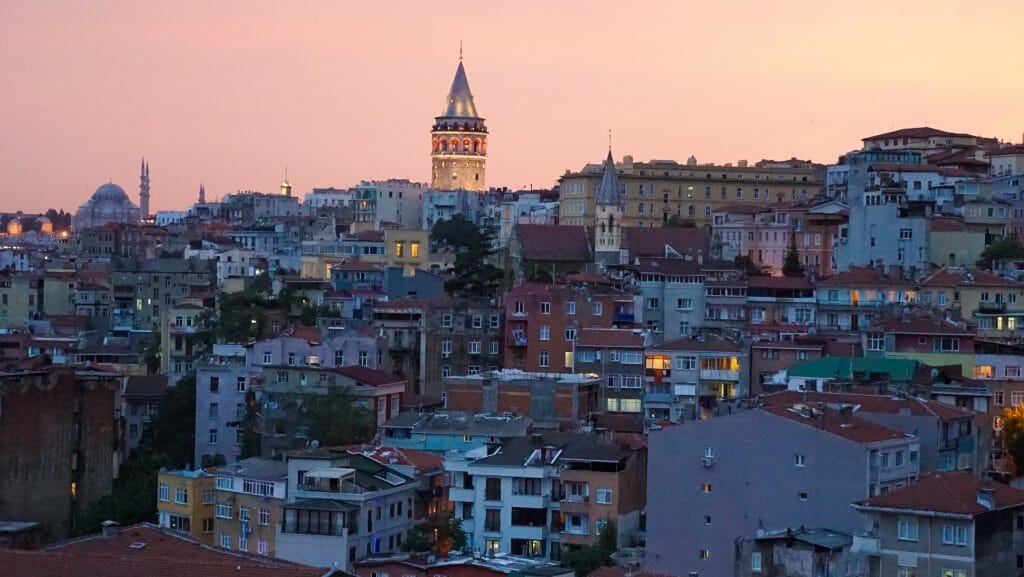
[[75, 181, 141, 232]]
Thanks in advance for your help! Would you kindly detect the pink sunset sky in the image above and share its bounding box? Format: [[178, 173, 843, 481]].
[[3, 1, 1023, 213]]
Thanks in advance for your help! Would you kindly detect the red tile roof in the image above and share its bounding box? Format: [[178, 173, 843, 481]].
[[514, 224, 592, 262], [13, 523, 331, 577], [855, 471, 1024, 516], [285, 325, 322, 343], [621, 226, 709, 258], [577, 328, 645, 348], [817, 266, 917, 287], [333, 260, 382, 272], [360, 446, 444, 472], [761, 404, 909, 445], [862, 127, 975, 141], [868, 318, 973, 336], [990, 145, 1024, 157], [345, 230, 385, 242], [632, 257, 704, 276], [920, 268, 1022, 288], [335, 365, 405, 387], [653, 335, 742, 352], [124, 375, 168, 398], [764, 391, 974, 420], [930, 217, 967, 232]]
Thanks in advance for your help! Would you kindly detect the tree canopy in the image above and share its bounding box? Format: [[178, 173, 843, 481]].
[[432, 215, 505, 298], [1001, 403, 1024, 475], [782, 233, 805, 277], [291, 387, 376, 448], [562, 520, 618, 575], [977, 236, 1024, 270]]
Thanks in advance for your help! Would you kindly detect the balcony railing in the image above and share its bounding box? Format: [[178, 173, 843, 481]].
[[700, 369, 740, 381], [851, 532, 881, 556], [978, 302, 1007, 313]]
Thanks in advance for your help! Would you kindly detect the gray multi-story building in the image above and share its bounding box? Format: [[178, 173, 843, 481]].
[[122, 374, 167, 454], [575, 328, 646, 416], [276, 449, 419, 570], [646, 402, 920, 577], [644, 334, 749, 421], [194, 344, 263, 467], [629, 257, 706, 343], [110, 257, 215, 331]]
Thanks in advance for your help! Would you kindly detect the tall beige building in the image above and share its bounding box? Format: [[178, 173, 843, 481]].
[[559, 155, 824, 228], [430, 57, 487, 191]]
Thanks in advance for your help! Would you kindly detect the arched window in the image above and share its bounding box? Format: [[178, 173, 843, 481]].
[[450, 137, 459, 152], [474, 138, 482, 154], [463, 139, 471, 153], [432, 138, 438, 153]]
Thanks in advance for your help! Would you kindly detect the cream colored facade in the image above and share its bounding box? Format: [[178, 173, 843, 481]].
[[559, 155, 824, 228]]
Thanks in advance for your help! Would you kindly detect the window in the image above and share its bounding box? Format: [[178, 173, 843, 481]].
[[216, 476, 233, 490], [677, 298, 693, 310], [489, 314, 500, 328], [262, 352, 272, 365], [239, 534, 248, 552], [216, 503, 232, 519], [899, 228, 912, 240], [1007, 366, 1021, 378], [220, 532, 230, 548], [539, 351, 549, 368], [541, 302, 551, 315], [539, 324, 550, 341], [995, 390, 1005, 406], [700, 483, 712, 493], [258, 508, 270, 525], [441, 365, 451, 378], [209, 402, 219, 420], [489, 341, 500, 355], [514, 301, 524, 314], [209, 376, 220, 392], [175, 488, 188, 504], [359, 351, 368, 366], [751, 551, 762, 572], [442, 314, 453, 328], [942, 524, 967, 545], [566, 302, 576, 315], [209, 429, 218, 445], [699, 549, 710, 560], [158, 482, 170, 501], [472, 314, 483, 328], [935, 337, 960, 352], [236, 377, 246, 392], [239, 506, 251, 523], [646, 297, 660, 310], [675, 356, 697, 370], [897, 519, 919, 541], [794, 454, 806, 467], [257, 539, 269, 555], [441, 339, 452, 358], [798, 492, 808, 501], [593, 302, 603, 316], [596, 488, 613, 504], [469, 341, 481, 354], [867, 334, 884, 351]]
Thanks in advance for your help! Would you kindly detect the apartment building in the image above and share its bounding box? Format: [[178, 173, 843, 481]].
[[213, 457, 288, 557], [371, 298, 425, 392], [379, 411, 532, 455], [574, 328, 647, 415], [422, 298, 504, 401], [745, 275, 817, 340], [123, 374, 167, 453], [630, 257, 706, 343], [852, 471, 1024, 576], [446, 431, 645, 561], [110, 257, 214, 330], [645, 402, 919, 577], [921, 268, 1024, 341], [750, 338, 825, 396], [160, 303, 208, 384], [644, 335, 749, 421], [195, 344, 264, 467], [276, 449, 419, 570], [157, 468, 216, 544], [559, 155, 823, 229], [816, 267, 918, 332], [503, 282, 629, 373]]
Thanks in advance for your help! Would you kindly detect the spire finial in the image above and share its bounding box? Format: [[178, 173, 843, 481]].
[[459, 40, 463, 61], [608, 129, 612, 152]]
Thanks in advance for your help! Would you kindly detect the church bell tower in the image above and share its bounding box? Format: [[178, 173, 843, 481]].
[[431, 52, 487, 192]]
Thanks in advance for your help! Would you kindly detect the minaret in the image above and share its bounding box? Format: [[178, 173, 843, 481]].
[[431, 50, 487, 192], [280, 167, 292, 196], [594, 145, 624, 266], [139, 159, 150, 220], [198, 183, 206, 204]]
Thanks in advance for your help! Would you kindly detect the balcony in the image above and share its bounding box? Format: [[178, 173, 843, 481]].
[[700, 369, 740, 381], [644, 392, 674, 405], [978, 302, 1007, 313], [851, 532, 881, 556], [509, 493, 550, 509], [509, 331, 528, 347], [508, 524, 548, 541], [448, 487, 475, 502]]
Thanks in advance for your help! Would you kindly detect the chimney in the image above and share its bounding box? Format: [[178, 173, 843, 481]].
[[697, 249, 704, 265], [839, 405, 853, 427], [977, 488, 995, 511], [530, 433, 544, 445], [101, 520, 120, 540]]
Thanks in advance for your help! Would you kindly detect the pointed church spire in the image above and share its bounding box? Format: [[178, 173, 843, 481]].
[[198, 183, 206, 204], [595, 148, 622, 205], [440, 59, 479, 118]]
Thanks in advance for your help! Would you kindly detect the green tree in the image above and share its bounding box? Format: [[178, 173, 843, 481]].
[[294, 387, 375, 447], [664, 214, 697, 228], [734, 255, 769, 277], [977, 236, 1024, 270], [433, 216, 505, 298], [562, 520, 618, 575], [238, 390, 262, 459], [435, 514, 468, 555], [139, 331, 162, 375], [1001, 404, 1024, 475], [782, 233, 804, 277]]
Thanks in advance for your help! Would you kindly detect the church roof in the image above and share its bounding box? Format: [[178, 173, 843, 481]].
[[595, 150, 622, 205], [440, 61, 479, 119]]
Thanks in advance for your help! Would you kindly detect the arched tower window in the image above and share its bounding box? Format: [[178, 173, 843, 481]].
[[463, 139, 471, 153], [474, 138, 482, 154], [432, 138, 438, 153], [450, 137, 459, 152], [608, 214, 615, 231]]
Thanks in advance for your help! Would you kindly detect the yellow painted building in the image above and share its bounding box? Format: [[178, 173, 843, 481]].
[[921, 268, 1024, 340], [157, 468, 216, 544]]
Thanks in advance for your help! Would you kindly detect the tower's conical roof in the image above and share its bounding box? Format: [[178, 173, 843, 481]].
[[440, 61, 479, 119], [595, 150, 622, 205]]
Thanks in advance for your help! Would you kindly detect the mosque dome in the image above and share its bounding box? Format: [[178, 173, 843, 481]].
[[91, 182, 130, 202]]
